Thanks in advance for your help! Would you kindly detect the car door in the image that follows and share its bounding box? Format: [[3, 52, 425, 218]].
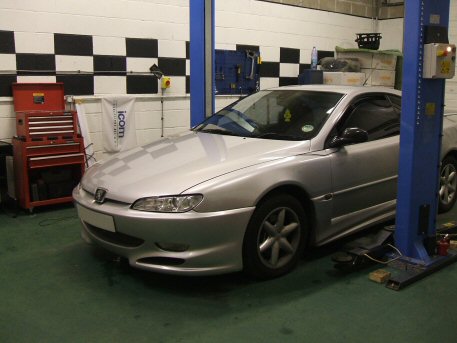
[[328, 94, 401, 236]]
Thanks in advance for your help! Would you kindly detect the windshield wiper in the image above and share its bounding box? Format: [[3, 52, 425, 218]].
[[253, 132, 304, 141], [196, 128, 240, 136]]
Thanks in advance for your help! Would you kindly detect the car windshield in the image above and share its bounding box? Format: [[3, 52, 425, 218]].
[[194, 90, 344, 140]]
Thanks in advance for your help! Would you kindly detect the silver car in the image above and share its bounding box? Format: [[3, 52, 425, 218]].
[[73, 85, 457, 278]]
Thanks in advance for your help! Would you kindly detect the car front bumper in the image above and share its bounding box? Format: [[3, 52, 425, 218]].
[[73, 186, 255, 275]]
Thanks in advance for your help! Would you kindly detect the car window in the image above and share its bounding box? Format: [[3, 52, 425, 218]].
[[338, 94, 400, 141], [194, 90, 344, 140]]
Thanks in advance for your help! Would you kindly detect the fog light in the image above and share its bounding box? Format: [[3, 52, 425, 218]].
[[156, 242, 190, 252]]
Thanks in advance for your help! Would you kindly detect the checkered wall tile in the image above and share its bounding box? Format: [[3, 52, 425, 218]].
[[252, 45, 335, 89], [0, 29, 334, 97], [0, 31, 183, 96], [0, 30, 17, 96], [185, 41, 190, 94]]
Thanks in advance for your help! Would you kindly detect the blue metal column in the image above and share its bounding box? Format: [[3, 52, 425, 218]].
[[395, 0, 450, 262], [190, 0, 215, 127]]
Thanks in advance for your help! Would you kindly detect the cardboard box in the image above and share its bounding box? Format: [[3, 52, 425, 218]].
[[323, 72, 366, 86], [336, 51, 397, 71], [336, 51, 373, 69], [372, 53, 397, 71], [362, 69, 396, 87]]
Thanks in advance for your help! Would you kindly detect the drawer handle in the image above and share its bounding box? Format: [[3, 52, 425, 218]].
[[29, 153, 84, 161]]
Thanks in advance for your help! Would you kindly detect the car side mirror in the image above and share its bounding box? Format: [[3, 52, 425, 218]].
[[328, 127, 369, 149]]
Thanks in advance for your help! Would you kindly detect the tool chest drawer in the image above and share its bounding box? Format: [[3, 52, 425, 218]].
[[28, 153, 85, 169], [16, 111, 78, 141], [25, 142, 83, 157]]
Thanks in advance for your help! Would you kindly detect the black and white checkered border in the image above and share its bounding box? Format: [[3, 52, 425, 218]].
[[0, 31, 189, 96], [0, 30, 334, 97]]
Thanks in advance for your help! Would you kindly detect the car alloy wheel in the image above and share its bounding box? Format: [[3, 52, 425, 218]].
[[243, 194, 307, 279], [439, 156, 457, 213], [257, 207, 301, 269]]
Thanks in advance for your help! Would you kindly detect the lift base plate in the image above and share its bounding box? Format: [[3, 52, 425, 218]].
[[385, 250, 457, 290]]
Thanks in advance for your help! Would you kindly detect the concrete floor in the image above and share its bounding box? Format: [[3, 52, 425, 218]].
[[1, 203, 457, 343]]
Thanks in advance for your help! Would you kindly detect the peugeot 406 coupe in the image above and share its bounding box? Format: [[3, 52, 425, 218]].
[[73, 85, 457, 278]]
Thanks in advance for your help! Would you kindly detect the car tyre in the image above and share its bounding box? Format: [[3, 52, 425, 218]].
[[439, 155, 457, 213], [242, 194, 307, 279]]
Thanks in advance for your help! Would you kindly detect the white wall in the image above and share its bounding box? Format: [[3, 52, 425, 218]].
[[216, 1, 371, 50], [3, 0, 455, 158], [378, 18, 404, 51], [0, 0, 192, 155], [0, 0, 377, 157], [0, 0, 190, 41]]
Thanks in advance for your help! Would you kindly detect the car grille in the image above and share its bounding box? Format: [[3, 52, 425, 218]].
[[82, 188, 130, 206], [137, 257, 185, 266], [86, 223, 144, 248]]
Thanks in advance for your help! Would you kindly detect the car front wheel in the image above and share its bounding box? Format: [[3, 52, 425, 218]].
[[439, 155, 457, 213], [242, 194, 307, 279]]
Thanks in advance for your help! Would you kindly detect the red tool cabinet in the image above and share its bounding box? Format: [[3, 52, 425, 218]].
[[12, 83, 85, 211]]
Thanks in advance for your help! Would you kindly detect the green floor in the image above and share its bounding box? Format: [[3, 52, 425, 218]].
[[1, 204, 457, 343]]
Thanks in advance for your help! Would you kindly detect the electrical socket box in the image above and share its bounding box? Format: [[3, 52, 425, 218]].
[[423, 43, 456, 79], [161, 77, 171, 89]]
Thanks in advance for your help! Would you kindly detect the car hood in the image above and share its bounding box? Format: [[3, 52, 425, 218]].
[[81, 131, 310, 203]]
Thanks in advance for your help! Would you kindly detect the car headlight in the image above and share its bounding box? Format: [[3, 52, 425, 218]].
[[131, 195, 204, 213]]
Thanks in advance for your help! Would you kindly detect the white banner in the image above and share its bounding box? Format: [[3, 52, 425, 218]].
[[102, 96, 137, 153], [75, 101, 96, 167]]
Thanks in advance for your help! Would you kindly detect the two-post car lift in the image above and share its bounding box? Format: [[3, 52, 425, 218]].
[[189, 0, 457, 289]]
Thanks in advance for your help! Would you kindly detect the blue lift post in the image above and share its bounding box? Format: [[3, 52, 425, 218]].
[[388, 0, 457, 290], [190, 0, 215, 127]]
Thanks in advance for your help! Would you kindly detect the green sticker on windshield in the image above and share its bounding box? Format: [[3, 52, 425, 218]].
[[284, 109, 292, 123], [302, 125, 314, 133]]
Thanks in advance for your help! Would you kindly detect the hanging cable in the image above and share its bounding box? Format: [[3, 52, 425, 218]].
[[363, 244, 403, 264]]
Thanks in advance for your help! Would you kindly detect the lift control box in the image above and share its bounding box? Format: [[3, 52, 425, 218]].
[[423, 43, 456, 79]]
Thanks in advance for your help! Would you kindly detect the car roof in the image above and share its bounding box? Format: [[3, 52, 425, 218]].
[[268, 84, 402, 97]]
